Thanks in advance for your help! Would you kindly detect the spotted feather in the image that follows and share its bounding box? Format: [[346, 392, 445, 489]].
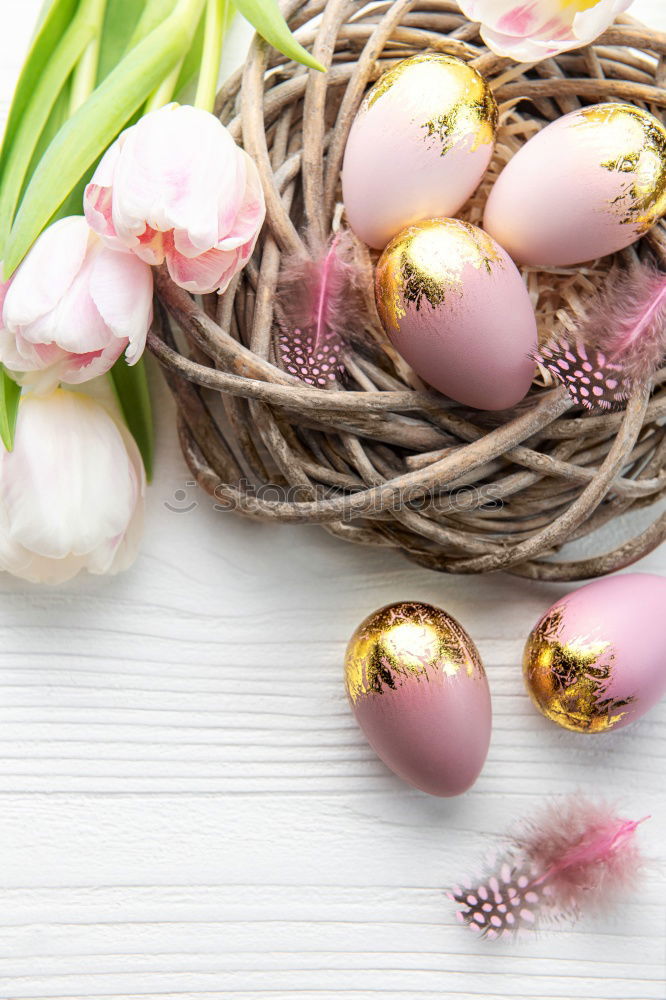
[[534, 262, 666, 409], [534, 338, 626, 410], [448, 797, 646, 938]]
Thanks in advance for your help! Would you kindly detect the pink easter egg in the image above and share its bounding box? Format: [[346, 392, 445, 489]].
[[524, 572, 666, 733], [342, 54, 498, 250], [375, 218, 537, 410], [344, 601, 492, 796], [484, 103, 666, 267]]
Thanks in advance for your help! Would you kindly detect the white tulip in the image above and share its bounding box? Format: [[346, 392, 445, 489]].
[[0, 389, 145, 583]]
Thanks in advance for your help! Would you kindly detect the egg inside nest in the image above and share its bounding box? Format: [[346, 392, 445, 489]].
[[354, 101, 620, 396]]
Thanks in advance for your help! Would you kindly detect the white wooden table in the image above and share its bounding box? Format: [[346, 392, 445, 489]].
[[1, 4, 665, 998]]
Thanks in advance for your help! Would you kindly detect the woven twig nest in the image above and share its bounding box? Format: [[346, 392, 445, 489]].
[[148, 0, 666, 580]]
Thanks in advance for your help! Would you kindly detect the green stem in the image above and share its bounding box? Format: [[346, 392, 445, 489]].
[[144, 56, 184, 111], [69, 0, 109, 113], [127, 0, 179, 51], [194, 0, 227, 112], [224, 0, 236, 33]]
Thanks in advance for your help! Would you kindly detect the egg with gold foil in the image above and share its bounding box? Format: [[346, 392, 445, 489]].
[[342, 53, 498, 250], [344, 601, 492, 796], [524, 573, 666, 734], [484, 102, 666, 266], [375, 218, 537, 410]]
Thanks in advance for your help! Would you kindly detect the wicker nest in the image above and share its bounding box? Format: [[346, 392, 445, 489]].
[[148, 0, 666, 580]]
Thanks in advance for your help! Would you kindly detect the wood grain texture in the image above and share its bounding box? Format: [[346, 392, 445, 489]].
[[1, 4, 665, 998]]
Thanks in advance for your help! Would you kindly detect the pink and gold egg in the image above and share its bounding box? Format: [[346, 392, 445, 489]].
[[344, 601, 492, 796], [342, 53, 498, 249], [484, 102, 666, 266], [374, 218, 537, 410], [524, 573, 666, 733]]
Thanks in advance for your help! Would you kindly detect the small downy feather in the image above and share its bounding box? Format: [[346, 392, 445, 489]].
[[276, 227, 366, 387], [448, 797, 647, 939], [533, 261, 666, 410]]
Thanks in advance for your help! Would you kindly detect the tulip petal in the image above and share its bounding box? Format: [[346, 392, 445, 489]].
[[459, 0, 629, 62], [2, 216, 89, 331], [83, 140, 124, 247], [0, 216, 153, 386], [165, 244, 237, 294], [110, 105, 242, 253], [89, 245, 153, 361], [215, 144, 248, 242], [0, 327, 47, 372], [0, 500, 34, 579], [573, 0, 632, 41], [0, 328, 67, 392], [0, 390, 138, 562], [478, 24, 567, 59], [59, 343, 125, 384], [84, 105, 263, 295], [101, 421, 145, 575], [458, 0, 562, 35], [217, 151, 266, 251], [0, 279, 9, 319], [29, 247, 111, 354]]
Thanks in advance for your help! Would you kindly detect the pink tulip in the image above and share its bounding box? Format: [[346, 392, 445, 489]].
[[0, 216, 153, 393], [84, 104, 266, 295], [458, 0, 633, 62]]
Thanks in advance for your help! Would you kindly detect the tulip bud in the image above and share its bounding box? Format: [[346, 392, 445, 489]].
[[457, 0, 632, 61], [0, 216, 153, 393], [84, 103, 266, 294], [0, 389, 145, 583]]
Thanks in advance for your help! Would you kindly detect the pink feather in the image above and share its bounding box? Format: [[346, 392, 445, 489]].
[[276, 228, 365, 387], [533, 261, 666, 410], [449, 797, 647, 938]]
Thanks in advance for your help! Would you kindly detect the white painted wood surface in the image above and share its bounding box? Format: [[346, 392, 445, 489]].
[[1, 4, 665, 998]]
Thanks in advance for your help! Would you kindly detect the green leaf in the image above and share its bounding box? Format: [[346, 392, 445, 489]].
[[3, 0, 206, 279], [0, 366, 21, 453], [174, 5, 207, 100], [96, 0, 147, 82], [21, 76, 72, 202], [235, 0, 325, 72], [0, 0, 79, 177], [0, 9, 95, 257], [109, 358, 154, 481], [127, 0, 178, 49], [47, 155, 98, 224]]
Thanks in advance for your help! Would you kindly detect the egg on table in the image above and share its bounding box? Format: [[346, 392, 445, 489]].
[[344, 601, 492, 796], [484, 102, 666, 266], [375, 217, 537, 410], [523, 572, 666, 733], [342, 53, 498, 249]]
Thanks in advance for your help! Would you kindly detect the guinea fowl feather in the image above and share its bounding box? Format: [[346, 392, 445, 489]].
[[276, 228, 365, 387], [533, 262, 666, 409], [449, 798, 647, 938]]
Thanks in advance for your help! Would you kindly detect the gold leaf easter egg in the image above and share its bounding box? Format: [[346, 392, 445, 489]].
[[344, 601, 492, 796], [342, 54, 498, 249], [484, 102, 666, 266], [374, 218, 536, 410]]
